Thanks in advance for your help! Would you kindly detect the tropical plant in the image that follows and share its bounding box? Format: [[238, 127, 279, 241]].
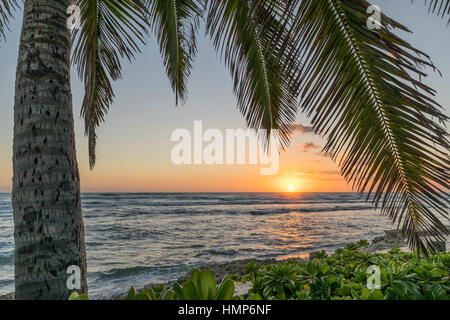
[[357, 240, 370, 248], [1, 0, 449, 300], [259, 263, 299, 299], [0, 0, 18, 40], [243, 248, 450, 300], [68, 269, 235, 300], [68, 292, 90, 300], [286, 0, 450, 255], [241, 262, 261, 283], [68, 284, 177, 300], [309, 250, 328, 260], [66, 0, 450, 254], [67, 247, 450, 300], [8, 0, 89, 300], [125, 285, 176, 300], [345, 239, 370, 251], [70, 0, 450, 257], [173, 269, 235, 300]]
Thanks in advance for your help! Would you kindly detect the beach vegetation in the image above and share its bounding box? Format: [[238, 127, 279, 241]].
[[69, 246, 449, 300], [242, 248, 450, 300], [173, 269, 235, 300]]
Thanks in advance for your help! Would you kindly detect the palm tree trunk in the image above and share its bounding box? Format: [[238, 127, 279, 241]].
[[12, 0, 87, 299]]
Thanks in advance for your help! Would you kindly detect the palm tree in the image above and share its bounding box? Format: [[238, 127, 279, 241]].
[[0, 0, 448, 299], [4, 0, 89, 299]]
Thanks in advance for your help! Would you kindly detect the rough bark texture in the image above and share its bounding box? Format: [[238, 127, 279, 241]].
[[12, 0, 88, 300]]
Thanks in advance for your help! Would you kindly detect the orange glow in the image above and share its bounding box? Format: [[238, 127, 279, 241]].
[[0, 128, 353, 193], [70, 139, 353, 193]]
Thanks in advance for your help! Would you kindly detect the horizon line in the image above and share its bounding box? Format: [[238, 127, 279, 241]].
[[0, 191, 359, 194]]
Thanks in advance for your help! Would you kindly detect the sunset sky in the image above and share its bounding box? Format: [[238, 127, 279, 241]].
[[0, 1, 449, 193]]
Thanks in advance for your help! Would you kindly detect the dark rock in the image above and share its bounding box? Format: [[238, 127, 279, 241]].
[[432, 241, 446, 252], [384, 230, 405, 242]]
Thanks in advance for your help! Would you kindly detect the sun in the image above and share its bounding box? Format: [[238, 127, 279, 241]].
[[288, 184, 295, 192]]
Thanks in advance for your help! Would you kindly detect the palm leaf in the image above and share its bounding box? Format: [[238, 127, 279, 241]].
[[147, 0, 203, 104], [421, 0, 450, 23], [0, 0, 18, 41], [72, 0, 149, 168], [205, 0, 301, 148], [289, 0, 449, 254]]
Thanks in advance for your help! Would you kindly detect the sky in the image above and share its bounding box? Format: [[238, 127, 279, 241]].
[[0, 0, 449, 193]]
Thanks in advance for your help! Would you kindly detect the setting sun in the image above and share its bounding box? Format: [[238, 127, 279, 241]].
[[288, 184, 294, 192]]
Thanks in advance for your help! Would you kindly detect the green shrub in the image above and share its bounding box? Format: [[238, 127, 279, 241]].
[[244, 249, 450, 300], [68, 292, 89, 300], [309, 250, 328, 259], [173, 269, 235, 300], [69, 248, 450, 301], [125, 285, 175, 300]]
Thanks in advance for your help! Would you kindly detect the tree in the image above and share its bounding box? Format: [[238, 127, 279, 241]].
[[7, 0, 88, 299], [282, 0, 449, 254], [0, 0, 448, 299], [75, 0, 449, 254]]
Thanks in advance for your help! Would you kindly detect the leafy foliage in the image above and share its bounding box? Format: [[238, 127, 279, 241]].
[[148, 0, 203, 104], [78, 268, 236, 300], [419, 0, 450, 23], [67, 0, 450, 254], [173, 268, 235, 300], [309, 250, 328, 260], [206, 0, 301, 148], [68, 292, 89, 300], [0, 0, 18, 41], [123, 268, 235, 300], [125, 284, 176, 300], [68, 246, 450, 301], [72, 0, 302, 161], [241, 247, 450, 300], [72, 0, 149, 168], [260, 263, 299, 299], [345, 240, 370, 251], [286, 0, 450, 254]]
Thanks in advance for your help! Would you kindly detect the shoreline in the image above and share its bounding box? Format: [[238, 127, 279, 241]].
[[2, 228, 448, 300], [108, 228, 450, 300]]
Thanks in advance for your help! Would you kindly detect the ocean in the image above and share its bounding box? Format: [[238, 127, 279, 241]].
[[0, 192, 398, 298]]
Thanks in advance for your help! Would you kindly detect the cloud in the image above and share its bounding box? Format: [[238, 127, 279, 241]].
[[316, 151, 333, 159], [319, 170, 340, 175], [293, 170, 342, 180], [299, 142, 320, 153], [291, 123, 314, 135], [294, 170, 340, 176]]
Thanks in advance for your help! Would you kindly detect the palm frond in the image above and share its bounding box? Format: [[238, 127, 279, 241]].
[[205, 0, 301, 148], [290, 0, 449, 254], [72, 0, 149, 168], [421, 0, 450, 23], [0, 0, 18, 41], [148, 0, 203, 104]]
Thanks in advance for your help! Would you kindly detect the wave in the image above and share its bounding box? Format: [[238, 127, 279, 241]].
[[82, 198, 369, 208], [93, 264, 187, 281], [1, 192, 432, 298], [87, 204, 374, 217], [79, 192, 371, 207], [0, 251, 13, 265], [0, 279, 13, 286], [194, 249, 237, 257], [94, 266, 158, 280], [248, 205, 373, 215]]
